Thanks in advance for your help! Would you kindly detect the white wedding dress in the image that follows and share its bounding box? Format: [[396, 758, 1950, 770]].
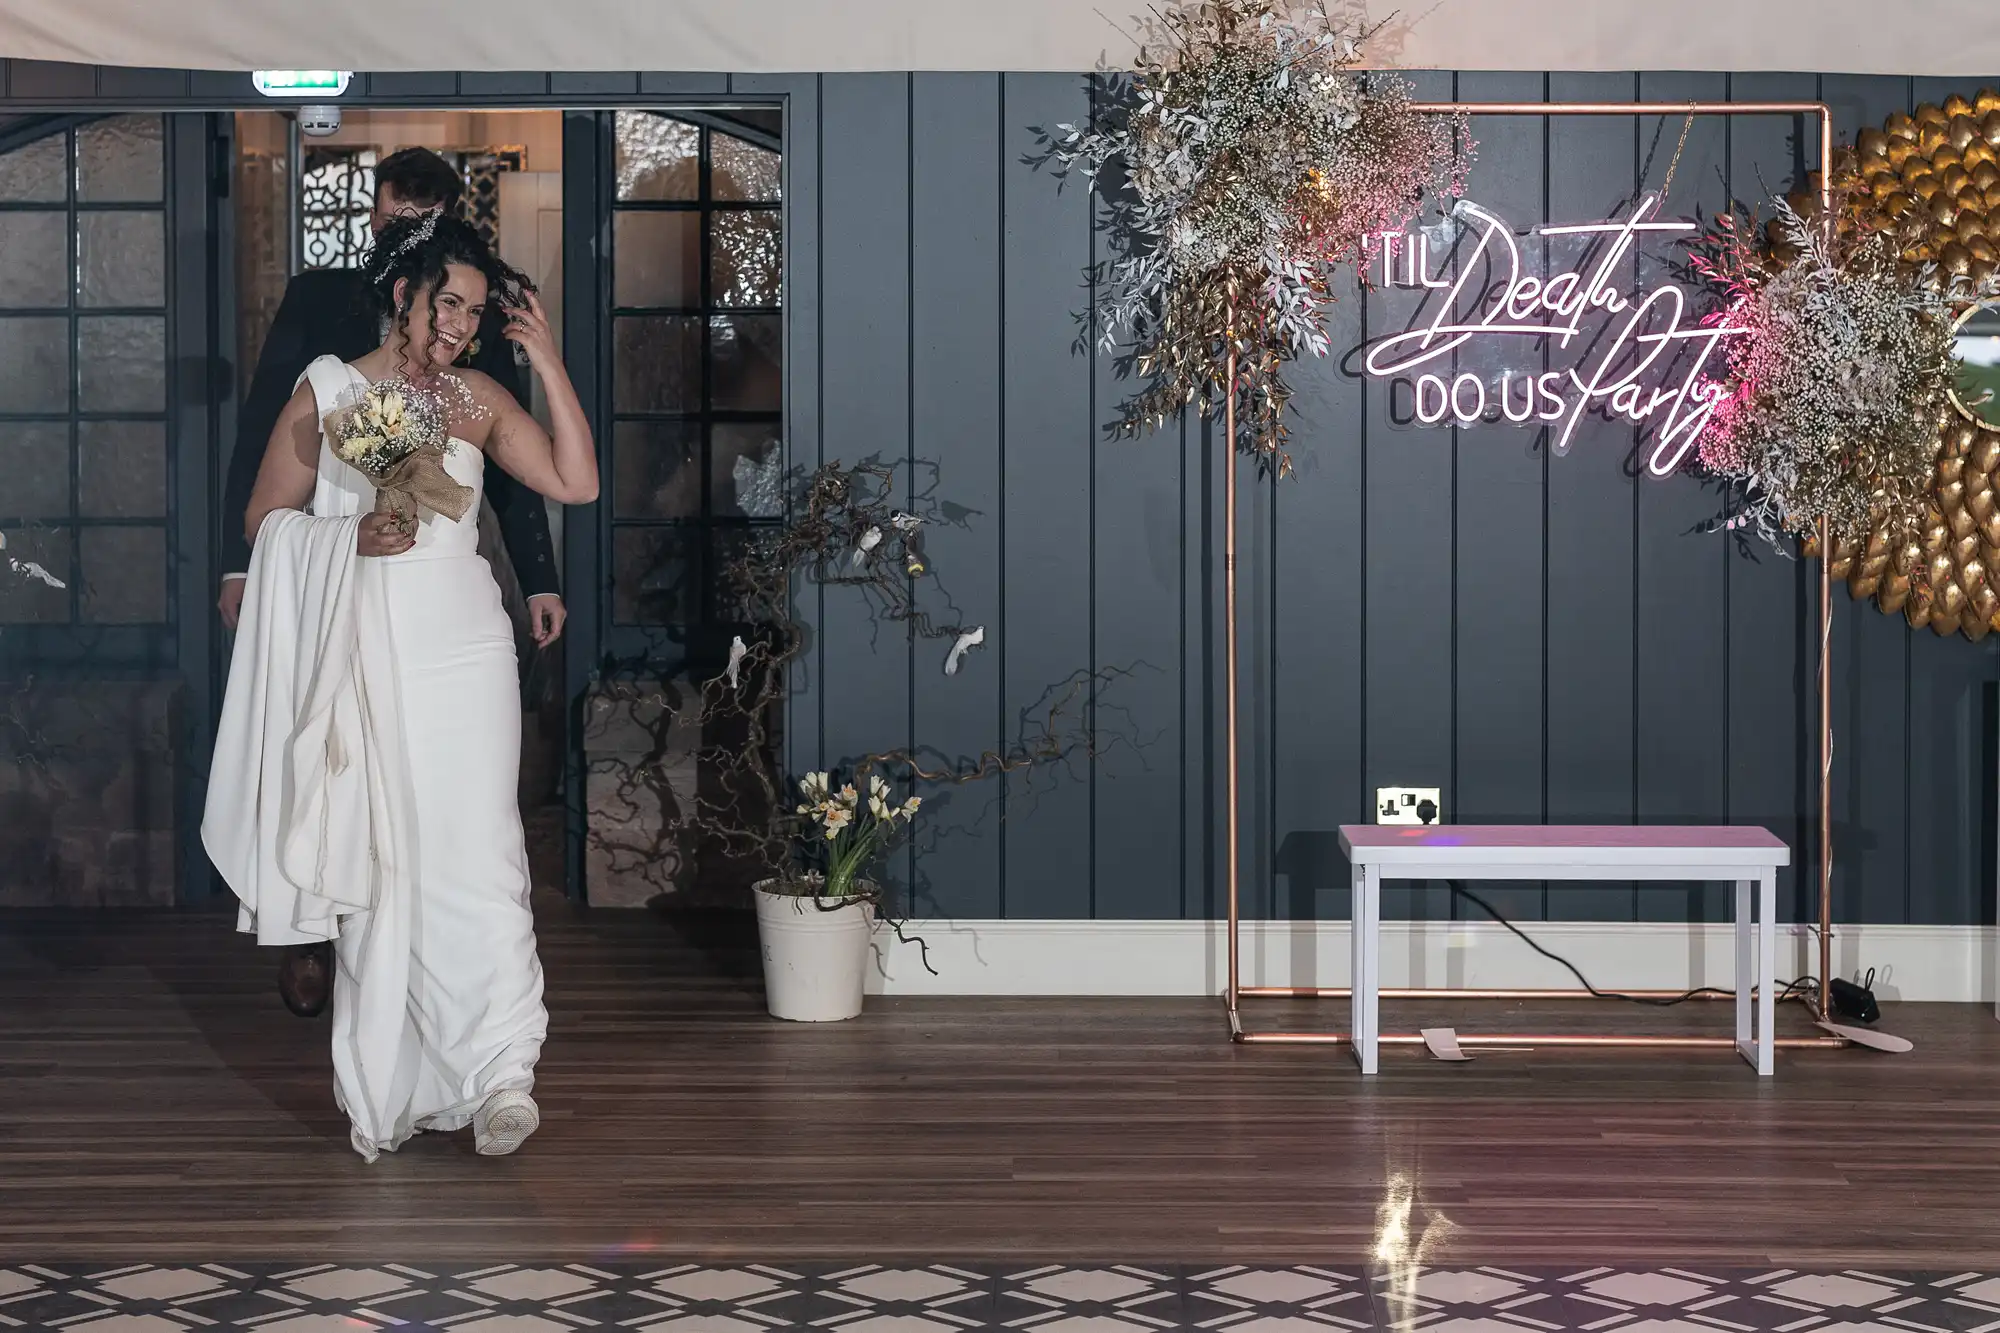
[[204, 354, 547, 1162]]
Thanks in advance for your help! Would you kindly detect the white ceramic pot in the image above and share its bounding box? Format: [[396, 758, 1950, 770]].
[[753, 880, 876, 1022]]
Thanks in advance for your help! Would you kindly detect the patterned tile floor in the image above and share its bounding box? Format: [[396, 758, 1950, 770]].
[[7, 1263, 2000, 1333]]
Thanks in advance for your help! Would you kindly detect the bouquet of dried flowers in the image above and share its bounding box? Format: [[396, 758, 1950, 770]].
[[785, 770, 921, 901], [1040, 0, 1469, 474], [328, 378, 475, 535], [1690, 190, 1967, 553]]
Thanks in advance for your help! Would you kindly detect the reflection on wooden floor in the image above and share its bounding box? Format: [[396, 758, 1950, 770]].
[[3, 907, 1998, 1269]]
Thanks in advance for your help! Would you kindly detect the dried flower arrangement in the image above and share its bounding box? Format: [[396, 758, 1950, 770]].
[[1038, 0, 1469, 474], [328, 378, 476, 533], [1690, 187, 1965, 554]]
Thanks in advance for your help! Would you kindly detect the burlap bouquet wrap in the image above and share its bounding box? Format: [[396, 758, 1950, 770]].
[[328, 379, 476, 535]]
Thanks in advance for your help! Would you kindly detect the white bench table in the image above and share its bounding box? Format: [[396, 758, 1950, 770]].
[[1336, 825, 1790, 1076]]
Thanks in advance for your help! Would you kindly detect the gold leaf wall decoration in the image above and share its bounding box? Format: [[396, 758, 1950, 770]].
[[1824, 90, 2000, 641]]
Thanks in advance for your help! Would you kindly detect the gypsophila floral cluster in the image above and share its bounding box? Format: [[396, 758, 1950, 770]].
[[328, 375, 484, 532], [331, 380, 444, 475], [1039, 0, 1469, 474], [1690, 191, 1963, 551]]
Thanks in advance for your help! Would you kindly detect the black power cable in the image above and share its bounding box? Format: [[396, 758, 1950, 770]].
[[1443, 879, 1820, 1008]]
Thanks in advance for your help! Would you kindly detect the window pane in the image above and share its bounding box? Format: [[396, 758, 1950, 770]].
[[0, 525, 70, 623], [0, 130, 67, 203], [712, 134, 781, 203], [302, 211, 373, 272], [78, 421, 167, 518], [301, 149, 377, 270], [615, 112, 699, 202], [612, 315, 701, 413], [77, 115, 163, 204], [305, 149, 376, 210], [0, 423, 71, 519], [0, 317, 70, 413], [612, 526, 699, 626], [78, 316, 166, 412], [78, 211, 166, 308], [78, 523, 166, 623], [711, 209, 782, 308], [0, 212, 70, 307], [709, 315, 781, 412], [612, 420, 701, 520], [613, 211, 700, 309], [711, 423, 783, 519]]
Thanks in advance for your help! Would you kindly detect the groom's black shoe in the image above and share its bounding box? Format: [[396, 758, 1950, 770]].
[[278, 942, 335, 1018]]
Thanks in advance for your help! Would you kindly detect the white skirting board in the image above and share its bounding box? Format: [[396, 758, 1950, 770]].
[[864, 919, 2000, 1003]]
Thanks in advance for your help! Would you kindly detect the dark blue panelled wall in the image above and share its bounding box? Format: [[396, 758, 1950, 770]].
[[0, 61, 1990, 926], [787, 71, 2000, 929]]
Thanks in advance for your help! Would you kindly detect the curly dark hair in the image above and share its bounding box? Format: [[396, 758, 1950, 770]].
[[361, 210, 536, 375]]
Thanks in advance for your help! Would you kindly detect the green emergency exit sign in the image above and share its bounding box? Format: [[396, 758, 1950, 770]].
[[252, 70, 352, 97]]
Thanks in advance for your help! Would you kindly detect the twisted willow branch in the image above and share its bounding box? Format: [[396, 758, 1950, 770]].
[[0, 677, 52, 779], [588, 462, 1121, 971]]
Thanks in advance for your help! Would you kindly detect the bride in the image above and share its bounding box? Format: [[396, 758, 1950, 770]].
[[203, 210, 597, 1161]]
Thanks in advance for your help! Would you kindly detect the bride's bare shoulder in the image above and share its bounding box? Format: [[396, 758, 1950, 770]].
[[446, 367, 510, 408], [438, 369, 512, 443]]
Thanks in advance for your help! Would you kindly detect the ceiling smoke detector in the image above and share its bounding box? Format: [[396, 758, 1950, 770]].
[[296, 106, 342, 137]]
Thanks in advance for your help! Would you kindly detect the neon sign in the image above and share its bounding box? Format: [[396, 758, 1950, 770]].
[[1361, 195, 1744, 476]]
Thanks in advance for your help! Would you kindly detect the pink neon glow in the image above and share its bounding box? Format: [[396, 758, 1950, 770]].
[[1362, 195, 1746, 474]]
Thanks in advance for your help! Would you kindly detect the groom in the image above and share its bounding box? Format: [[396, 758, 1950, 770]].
[[219, 146, 565, 1018]]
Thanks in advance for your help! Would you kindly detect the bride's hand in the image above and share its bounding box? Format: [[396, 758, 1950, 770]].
[[357, 513, 415, 557], [503, 292, 560, 369]]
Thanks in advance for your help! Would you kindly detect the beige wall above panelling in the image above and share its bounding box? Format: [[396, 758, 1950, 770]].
[[304, 110, 562, 169]]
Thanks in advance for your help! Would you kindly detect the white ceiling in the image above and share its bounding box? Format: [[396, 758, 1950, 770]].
[[0, 0, 1993, 77]]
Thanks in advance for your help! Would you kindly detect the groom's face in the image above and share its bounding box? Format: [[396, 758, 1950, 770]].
[[370, 183, 427, 238]]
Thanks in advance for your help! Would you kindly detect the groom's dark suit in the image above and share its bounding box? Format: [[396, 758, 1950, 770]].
[[221, 267, 558, 597]]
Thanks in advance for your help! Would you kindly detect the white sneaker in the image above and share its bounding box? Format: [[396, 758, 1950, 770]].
[[474, 1089, 540, 1156]]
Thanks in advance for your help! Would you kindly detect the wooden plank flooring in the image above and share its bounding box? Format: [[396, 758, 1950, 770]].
[[3, 906, 1998, 1267]]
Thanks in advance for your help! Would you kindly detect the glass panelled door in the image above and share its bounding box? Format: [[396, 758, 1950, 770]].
[[559, 105, 785, 900], [0, 115, 174, 647], [602, 108, 784, 671], [0, 112, 222, 907]]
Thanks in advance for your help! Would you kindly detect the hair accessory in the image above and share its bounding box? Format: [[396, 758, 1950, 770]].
[[392, 207, 444, 259]]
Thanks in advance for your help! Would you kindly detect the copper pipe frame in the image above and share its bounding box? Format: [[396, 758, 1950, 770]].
[[1223, 99, 1844, 1052], [1241, 985, 1795, 1001], [1225, 329, 1242, 1013], [1235, 1031, 1852, 1049], [1819, 516, 1834, 1018]]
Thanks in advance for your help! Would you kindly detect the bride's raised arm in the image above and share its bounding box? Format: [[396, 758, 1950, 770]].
[[468, 292, 599, 506]]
